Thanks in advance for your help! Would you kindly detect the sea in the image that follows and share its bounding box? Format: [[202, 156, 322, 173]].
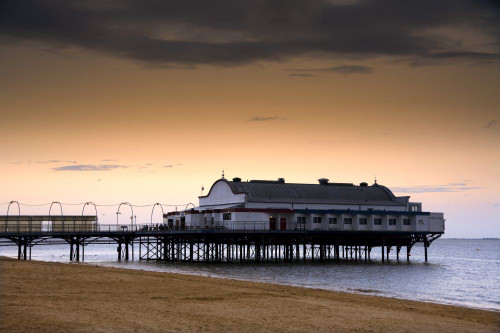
[[1, 238, 499, 311]]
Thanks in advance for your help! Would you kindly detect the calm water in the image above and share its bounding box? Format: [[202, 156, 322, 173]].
[[1, 238, 499, 311]]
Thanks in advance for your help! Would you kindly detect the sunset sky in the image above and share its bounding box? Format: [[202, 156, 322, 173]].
[[1, 0, 499, 237]]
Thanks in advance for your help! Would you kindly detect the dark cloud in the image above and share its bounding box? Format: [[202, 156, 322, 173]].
[[0, 0, 499, 67], [289, 73, 316, 78], [291, 65, 373, 74], [485, 120, 496, 129], [53, 164, 127, 171], [248, 116, 287, 122], [392, 181, 480, 193]]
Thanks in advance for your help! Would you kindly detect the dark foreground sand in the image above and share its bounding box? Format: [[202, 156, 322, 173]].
[[0, 257, 498, 333]]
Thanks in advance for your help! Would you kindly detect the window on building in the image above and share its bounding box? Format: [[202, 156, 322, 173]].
[[313, 216, 322, 224], [297, 216, 306, 224], [344, 218, 352, 224], [359, 218, 367, 225], [403, 218, 411, 225], [328, 217, 337, 224], [389, 218, 397, 225], [223, 213, 231, 220], [374, 218, 382, 225]]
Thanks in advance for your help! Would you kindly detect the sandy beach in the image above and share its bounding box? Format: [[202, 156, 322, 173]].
[[0, 257, 498, 333]]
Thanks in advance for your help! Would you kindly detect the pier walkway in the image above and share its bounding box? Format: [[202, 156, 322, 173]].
[[0, 215, 442, 262]]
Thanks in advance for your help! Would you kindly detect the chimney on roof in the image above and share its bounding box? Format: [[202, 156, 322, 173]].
[[277, 178, 285, 184], [232, 177, 241, 182], [318, 178, 329, 185]]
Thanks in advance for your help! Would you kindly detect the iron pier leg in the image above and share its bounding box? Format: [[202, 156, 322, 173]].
[[407, 246, 410, 261], [118, 241, 122, 261], [424, 239, 428, 262], [139, 237, 142, 260], [76, 240, 80, 262], [382, 238, 385, 262]]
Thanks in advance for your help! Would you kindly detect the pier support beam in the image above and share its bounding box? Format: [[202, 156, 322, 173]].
[[381, 238, 385, 262], [424, 239, 428, 262]]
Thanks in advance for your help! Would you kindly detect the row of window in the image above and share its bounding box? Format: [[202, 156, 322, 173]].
[[195, 213, 414, 225], [310, 217, 413, 225]]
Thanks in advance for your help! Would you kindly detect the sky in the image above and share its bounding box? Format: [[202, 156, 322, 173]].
[[0, 0, 499, 237]]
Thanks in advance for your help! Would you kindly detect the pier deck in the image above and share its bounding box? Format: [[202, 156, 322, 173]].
[[0, 215, 441, 263]]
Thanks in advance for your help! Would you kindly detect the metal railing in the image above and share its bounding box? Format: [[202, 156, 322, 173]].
[[0, 221, 310, 234]]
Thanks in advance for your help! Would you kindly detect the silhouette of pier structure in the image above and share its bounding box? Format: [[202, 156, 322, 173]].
[[0, 215, 441, 262]]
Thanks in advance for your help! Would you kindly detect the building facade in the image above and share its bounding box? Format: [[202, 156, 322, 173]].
[[164, 177, 445, 233]]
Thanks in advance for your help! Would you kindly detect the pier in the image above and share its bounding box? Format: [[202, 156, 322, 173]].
[[0, 215, 441, 262]]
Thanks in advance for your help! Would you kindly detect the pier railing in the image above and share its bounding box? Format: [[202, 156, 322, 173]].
[[0, 221, 318, 234]]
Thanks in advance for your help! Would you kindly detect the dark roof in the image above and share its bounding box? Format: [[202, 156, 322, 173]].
[[205, 179, 404, 206]]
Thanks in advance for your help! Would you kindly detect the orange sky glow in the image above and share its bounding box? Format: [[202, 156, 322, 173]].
[[1, 1, 499, 237]]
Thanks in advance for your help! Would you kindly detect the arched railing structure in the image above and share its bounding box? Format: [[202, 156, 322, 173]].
[[151, 203, 164, 224], [49, 201, 63, 216], [7, 200, 20, 216], [185, 203, 195, 210], [82, 202, 98, 224], [117, 202, 134, 230]]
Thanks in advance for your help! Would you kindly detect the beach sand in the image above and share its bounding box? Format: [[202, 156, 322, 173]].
[[0, 257, 498, 333]]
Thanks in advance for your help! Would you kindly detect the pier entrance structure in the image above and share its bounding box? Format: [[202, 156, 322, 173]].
[[0, 177, 444, 262]]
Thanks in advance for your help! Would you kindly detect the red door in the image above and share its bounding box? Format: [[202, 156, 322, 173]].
[[269, 218, 276, 230], [280, 218, 287, 230]]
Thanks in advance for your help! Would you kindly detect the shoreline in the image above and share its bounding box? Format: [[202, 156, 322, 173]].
[[1, 257, 499, 332], [92, 260, 500, 313], [2, 252, 500, 313]]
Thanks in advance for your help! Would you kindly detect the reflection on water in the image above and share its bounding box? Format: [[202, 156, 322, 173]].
[[1, 239, 499, 311]]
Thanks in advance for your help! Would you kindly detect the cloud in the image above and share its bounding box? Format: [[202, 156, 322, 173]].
[[248, 116, 287, 122], [494, 203, 500, 208], [12, 160, 78, 165], [97, 178, 102, 182], [289, 73, 316, 78], [485, 120, 496, 129], [163, 164, 182, 168], [291, 65, 373, 75], [392, 181, 480, 193], [1, 0, 498, 67], [37, 160, 78, 164], [53, 164, 127, 171]]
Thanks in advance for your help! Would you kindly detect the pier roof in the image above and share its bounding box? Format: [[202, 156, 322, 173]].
[[206, 179, 405, 206]]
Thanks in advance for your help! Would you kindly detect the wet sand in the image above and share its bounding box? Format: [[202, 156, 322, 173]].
[[1, 257, 498, 333]]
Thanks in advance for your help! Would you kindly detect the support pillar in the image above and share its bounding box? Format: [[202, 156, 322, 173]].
[[381, 238, 385, 262], [424, 239, 428, 262]]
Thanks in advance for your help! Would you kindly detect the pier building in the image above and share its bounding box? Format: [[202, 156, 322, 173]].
[[164, 177, 445, 234], [1, 177, 444, 263]]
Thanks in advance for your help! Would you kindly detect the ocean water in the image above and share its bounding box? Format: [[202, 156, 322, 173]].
[[1, 238, 499, 311]]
